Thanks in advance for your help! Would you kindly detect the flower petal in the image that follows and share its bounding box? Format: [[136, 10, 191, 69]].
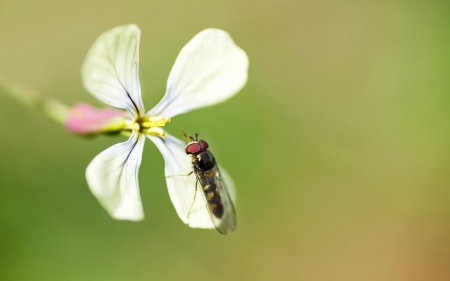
[[86, 130, 145, 221], [148, 133, 214, 228], [82, 24, 144, 119], [148, 29, 249, 117]]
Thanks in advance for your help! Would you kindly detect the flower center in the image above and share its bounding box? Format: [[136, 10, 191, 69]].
[[131, 116, 171, 138]]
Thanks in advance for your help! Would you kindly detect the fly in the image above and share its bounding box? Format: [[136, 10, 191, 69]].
[[183, 131, 237, 235]]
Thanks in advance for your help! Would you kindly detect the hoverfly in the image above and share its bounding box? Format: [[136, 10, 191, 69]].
[[183, 132, 237, 235]]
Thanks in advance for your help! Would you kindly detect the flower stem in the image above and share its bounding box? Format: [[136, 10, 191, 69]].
[[0, 76, 69, 124]]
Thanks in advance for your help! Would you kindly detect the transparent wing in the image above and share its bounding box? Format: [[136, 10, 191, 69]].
[[218, 165, 236, 205], [82, 24, 144, 119], [195, 163, 237, 235]]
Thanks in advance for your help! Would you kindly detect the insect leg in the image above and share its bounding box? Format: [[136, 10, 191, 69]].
[[181, 129, 191, 143], [164, 171, 193, 178], [186, 180, 199, 219]]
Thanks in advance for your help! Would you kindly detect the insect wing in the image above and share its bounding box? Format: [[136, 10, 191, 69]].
[[215, 167, 237, 234], [195, 166, 237, 235]]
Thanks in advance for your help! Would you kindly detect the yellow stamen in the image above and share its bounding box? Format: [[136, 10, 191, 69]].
[[130, 115, 170, 138], [148, 127, 166, 138], [140, 116, 171, 127], [132, 122, 140, 131]]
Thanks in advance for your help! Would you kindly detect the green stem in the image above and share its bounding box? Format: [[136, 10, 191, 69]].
[[0, 76, 131, 138], [0, 76, 69, 124]]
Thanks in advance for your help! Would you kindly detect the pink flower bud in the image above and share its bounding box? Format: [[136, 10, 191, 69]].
[[65, 103, 129, 134]]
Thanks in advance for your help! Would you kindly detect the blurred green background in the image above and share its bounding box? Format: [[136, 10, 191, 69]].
[[1, 0, 450, 280]]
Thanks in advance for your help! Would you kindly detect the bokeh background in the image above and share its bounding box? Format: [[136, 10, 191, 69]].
[[1, 0, 450, 280]]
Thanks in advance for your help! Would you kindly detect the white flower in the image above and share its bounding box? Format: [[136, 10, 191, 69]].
[[81, 24, 248, 228]]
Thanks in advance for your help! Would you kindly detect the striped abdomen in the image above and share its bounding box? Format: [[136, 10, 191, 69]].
[[202, 171, 224, 218], [193, 151, 224, 218]]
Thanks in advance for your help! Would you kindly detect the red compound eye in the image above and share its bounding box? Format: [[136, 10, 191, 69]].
[[199, 140, 209, 150], [186, 143, 202, 154]]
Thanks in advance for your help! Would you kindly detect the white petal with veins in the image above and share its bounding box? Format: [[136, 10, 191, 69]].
[[82, 24, 144, 119], [149, 133, 214, 228], [148, 29, 249, 118], [86, 130, 145, 221]]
